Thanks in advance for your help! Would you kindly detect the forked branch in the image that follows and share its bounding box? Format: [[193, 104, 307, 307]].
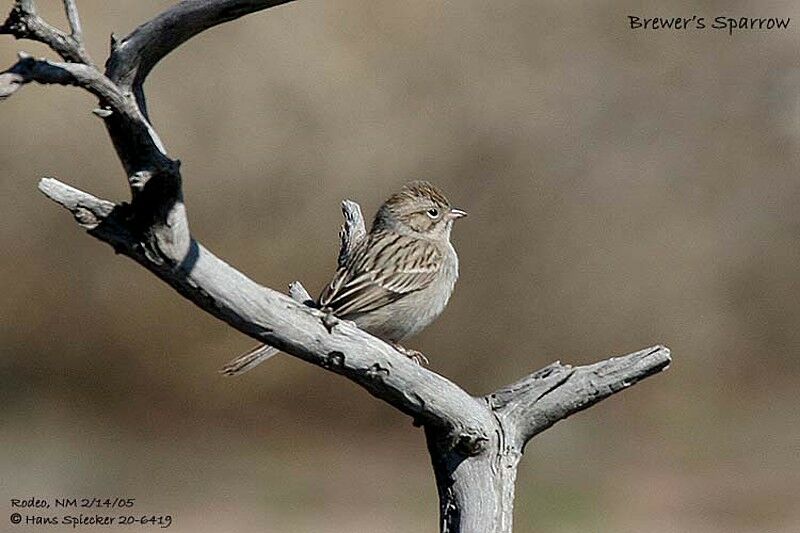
[[1, 0, 92, 64], [488, 345, 671, 449]]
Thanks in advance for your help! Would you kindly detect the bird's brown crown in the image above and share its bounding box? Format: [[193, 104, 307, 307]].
[[384, 180, 451, 210]]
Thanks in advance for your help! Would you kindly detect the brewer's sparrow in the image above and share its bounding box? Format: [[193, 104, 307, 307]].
[[220, 181, 466, 376]]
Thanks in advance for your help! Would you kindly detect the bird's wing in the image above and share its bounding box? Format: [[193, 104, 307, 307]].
[[319, 234, 442, 318]]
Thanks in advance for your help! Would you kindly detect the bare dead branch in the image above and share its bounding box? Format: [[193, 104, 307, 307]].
[[0, 54, 113, 100], [338, 199, 367, 267], [0, 53, 166, 170], [1, 0, 92, 64], [487, 345, 671, 449], [39, 176, 115, 228], [105, 0, 295, 114], [38, 176, 497, 450]]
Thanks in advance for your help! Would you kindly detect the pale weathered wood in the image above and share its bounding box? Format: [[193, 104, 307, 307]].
[[428, 345, 670, 533], [3, 2, 671, 531], [1, 0, 92, 64], [338, 199, 367, 267]]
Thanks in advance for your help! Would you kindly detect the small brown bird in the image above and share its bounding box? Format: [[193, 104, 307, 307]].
[[220, 181, 466, 375]]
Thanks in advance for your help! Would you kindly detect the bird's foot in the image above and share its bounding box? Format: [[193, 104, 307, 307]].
[[391, 342, 429, 365], [321, 308, 339, 333]]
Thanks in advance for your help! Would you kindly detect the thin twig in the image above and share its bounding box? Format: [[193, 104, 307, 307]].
[[62, 0, 82, 41], [338, 199, 367, 267]]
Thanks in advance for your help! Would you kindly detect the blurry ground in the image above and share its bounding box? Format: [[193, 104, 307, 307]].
[[2, 0, 800, 531]]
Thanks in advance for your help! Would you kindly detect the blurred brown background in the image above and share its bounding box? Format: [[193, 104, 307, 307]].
[[2, 1, 800, 532]]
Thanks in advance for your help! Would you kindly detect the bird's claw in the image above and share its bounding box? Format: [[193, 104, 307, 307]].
[[391, 343, 429, 366], [321, 309, 339, 333]]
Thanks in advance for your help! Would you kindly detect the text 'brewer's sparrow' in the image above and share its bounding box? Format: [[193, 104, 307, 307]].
[[220, 181, 466, 376]]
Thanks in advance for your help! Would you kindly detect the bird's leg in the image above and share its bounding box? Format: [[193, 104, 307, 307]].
[[390, 342, 429, 365]]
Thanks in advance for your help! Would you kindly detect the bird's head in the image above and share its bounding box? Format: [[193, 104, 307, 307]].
[[373, 180, 467, 240]]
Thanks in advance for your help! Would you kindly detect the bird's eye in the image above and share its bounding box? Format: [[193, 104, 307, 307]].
[[426, 208, 440, 219]]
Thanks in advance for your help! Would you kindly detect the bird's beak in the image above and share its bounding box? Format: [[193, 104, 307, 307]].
[[449, 208, 468, 219]]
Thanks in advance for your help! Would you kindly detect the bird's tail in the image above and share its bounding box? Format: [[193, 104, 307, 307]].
[[219, 344, 280, 376]]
